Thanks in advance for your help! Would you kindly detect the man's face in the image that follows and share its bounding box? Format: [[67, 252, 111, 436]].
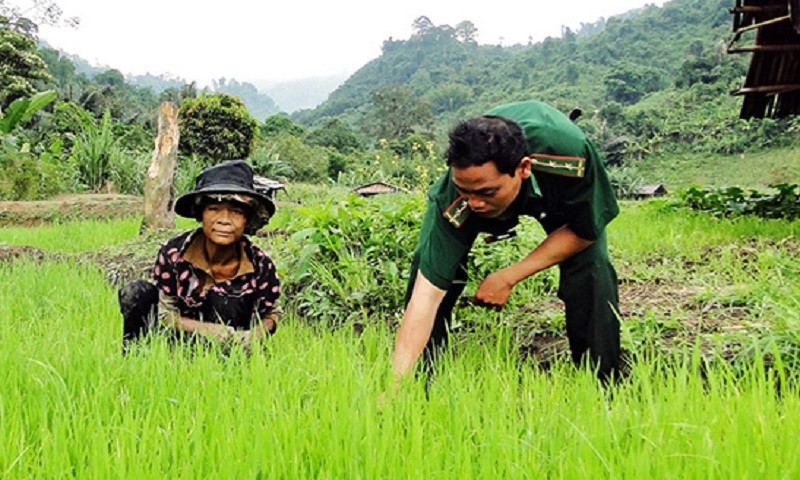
[[451, 158, 531, 219]]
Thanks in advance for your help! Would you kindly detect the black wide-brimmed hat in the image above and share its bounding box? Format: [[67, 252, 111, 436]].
[[174, 160, 275, 233]]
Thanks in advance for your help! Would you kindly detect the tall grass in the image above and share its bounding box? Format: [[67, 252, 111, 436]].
[[70, 110, 123, 193], [1, 260, 798, 478]]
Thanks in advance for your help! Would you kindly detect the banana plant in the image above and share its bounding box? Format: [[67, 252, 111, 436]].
[[0, 90, 57, 134]]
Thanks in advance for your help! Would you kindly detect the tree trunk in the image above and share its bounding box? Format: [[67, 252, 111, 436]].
[[141, 102, 180, 232]]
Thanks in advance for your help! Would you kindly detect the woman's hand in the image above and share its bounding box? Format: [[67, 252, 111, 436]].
[[232, 330, 253, 352], [202, 324, 235, 343]]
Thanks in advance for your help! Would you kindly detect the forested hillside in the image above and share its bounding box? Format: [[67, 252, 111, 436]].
[[293, 0, 797, 160], [1, 0, 798, 202]]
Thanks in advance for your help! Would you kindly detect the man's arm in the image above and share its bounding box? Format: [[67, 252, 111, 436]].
[[473, 225, 594, 308], [392, 270, 447, 379]]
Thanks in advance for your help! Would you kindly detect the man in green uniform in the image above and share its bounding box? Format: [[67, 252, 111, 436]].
[[391, 100, 620, 382]]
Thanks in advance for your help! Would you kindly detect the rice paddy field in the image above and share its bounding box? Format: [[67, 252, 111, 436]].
[[1, 194, 799, 479]]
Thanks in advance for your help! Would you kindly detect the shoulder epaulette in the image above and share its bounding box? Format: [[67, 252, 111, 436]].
[[442, 196, 470, 228], [527, 153, 585, 178]]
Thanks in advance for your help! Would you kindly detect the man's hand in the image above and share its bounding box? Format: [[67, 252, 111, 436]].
[[473, 270, 515, 310]]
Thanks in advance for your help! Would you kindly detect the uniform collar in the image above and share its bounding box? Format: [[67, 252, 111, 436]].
[[435, 169, 542, 228], [495, 175, 542, 221]]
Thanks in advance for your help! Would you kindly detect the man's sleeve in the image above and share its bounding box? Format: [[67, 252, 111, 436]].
[[548, 142, 619, 241], [415, 200, 475, 290]]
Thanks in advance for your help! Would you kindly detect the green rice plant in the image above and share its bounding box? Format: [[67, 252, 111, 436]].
[[2, 259, 800, 478], [0, 218, 141, 252]]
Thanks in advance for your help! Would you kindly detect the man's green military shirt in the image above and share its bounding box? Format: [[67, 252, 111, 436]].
[[415, 100, 619, 290]]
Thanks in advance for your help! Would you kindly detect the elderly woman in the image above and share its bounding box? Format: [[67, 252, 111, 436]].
[[119, 160, 281, 351]]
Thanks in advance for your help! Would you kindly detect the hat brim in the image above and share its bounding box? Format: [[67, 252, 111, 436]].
[[174, 184, 276, 220]]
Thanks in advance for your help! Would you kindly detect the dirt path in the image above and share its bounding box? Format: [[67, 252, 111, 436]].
[[0, 193, 142, 227]]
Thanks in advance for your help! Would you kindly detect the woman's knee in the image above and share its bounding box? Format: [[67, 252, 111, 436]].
[[119, 280, 158, 314]]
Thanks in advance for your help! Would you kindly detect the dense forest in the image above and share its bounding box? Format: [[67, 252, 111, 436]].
[[1, 0, 798, 201]]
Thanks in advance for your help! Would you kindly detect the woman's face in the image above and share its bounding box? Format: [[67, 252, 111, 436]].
[[201, 201, 248, 246]]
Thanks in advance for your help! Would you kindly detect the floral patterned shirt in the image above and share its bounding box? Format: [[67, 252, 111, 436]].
[[151, 229, 281, 329]]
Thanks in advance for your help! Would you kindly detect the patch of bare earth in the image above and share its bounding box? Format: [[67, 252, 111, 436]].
[[0, 193, 142, 227]]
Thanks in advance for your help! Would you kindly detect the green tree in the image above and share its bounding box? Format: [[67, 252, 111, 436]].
[[411, 16, 435, 36], [212, 77, 279, 121], [261, 114, 306, 138], [603, 63, 666, 104], [42, 100, 94, 150], [425, 82, 472, 114], [305, 118, 362, 154], [454, 21, 478, 44], [0, 27, 51, 109], [179, 93, 258, 161], [364, 84, 433, 142], [268, 135, 326, 182]]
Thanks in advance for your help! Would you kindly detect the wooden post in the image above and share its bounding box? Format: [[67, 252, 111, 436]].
[[141, 101, 180, 232]]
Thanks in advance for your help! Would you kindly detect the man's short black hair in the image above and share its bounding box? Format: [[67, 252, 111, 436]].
[[445, 115, 527, 176]]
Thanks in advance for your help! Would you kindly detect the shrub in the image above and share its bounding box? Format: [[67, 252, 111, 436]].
[[179, 93, 257, 161], [278, 194, 424, 326], [681, 183, 800, 220]]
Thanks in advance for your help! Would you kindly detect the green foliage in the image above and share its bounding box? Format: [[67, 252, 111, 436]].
[[363, 85, 434, 142], [43, 100, 95, 150], [211, 77, 279, 121], [0, 147, 39, 199], [0, 90, 68, 200], [603, 62, 666, 105], [0, 27, 52, 109], [607, 164, 645, 199], [108, 150, 150, 195], [680, 184, 800, 220], [335, 136, 446, 189], [279, 194, 424, 326], [70, 109, 123, 192], [0, 90, 56, 133], [256, 134, 327, 182], [179, 93, 257, 161], [425, 82, 473, 114], [304, 118, 362, 154], [173, 154, 211, 200], [247, 143, 293, 180], [326, 150, 348, 180], [261, 114, 306, 138], [0, 138, 71, 200]]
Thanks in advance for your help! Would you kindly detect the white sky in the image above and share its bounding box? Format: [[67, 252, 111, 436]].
[[19, 0, 668, 86]]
